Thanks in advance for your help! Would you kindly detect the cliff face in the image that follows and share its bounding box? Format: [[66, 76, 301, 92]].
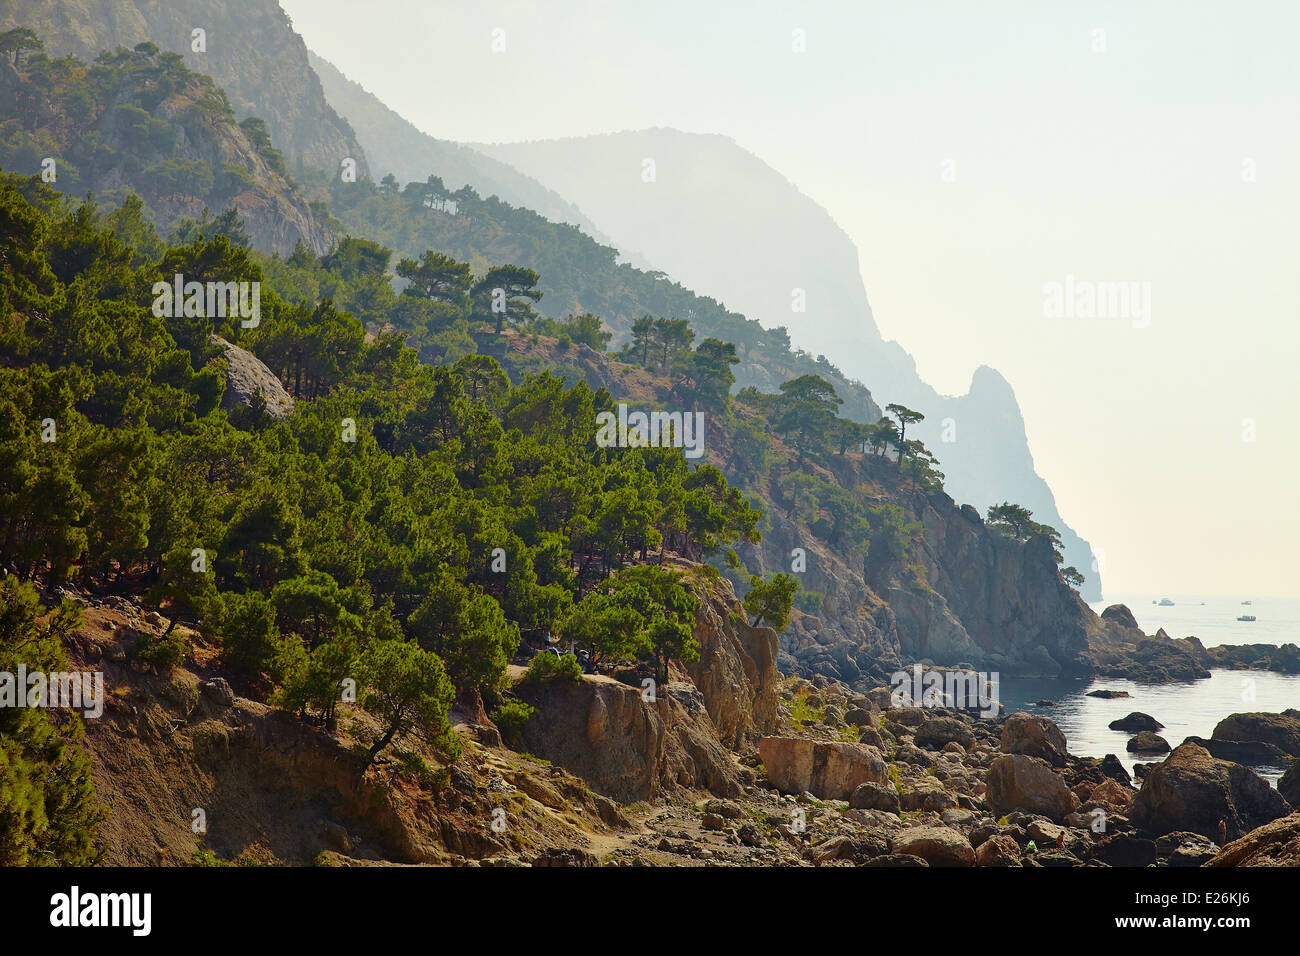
[[472, 131, 1101, 601], [0, 41, 333, 254], [1, 0, 368, 178], [516, 576, 779, 801]]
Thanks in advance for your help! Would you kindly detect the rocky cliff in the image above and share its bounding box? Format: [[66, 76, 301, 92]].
[[1, 0, 368, 178]]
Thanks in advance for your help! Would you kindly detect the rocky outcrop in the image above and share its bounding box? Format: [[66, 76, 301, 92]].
[[518, 675, 741, 803], [1, 0, 369, 179], [1130, 743, 1291, 842], [758, 737, 887, 801], [211, 336, 294, 420], [1211, 711, 1300, 758], [1204, 643, 1300, 674], [985, 754, 1075, 821], [1208, 812, 1300, 867], [683, 579, 779, 749], [1280, 762, 1300, 808], [1127, 732, 1171, 754]]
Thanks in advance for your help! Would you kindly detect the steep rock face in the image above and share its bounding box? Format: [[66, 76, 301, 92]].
[[473, 131, 1101, 599], [684, 580, 779, 749], [0, 39, 332, 254], [915, 497, 1093, 677], [518, 675, 741, 803], [1, 0, 368, 178]]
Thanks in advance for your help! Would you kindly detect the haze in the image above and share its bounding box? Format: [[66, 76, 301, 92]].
[[282, 0, 1300, 599]]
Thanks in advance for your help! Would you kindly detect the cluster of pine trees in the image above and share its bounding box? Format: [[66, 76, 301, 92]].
[[0, 173, 764, 860]]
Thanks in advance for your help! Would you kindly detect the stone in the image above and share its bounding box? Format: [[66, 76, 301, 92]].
[[975, 833, 1021, 867], [892, 826, 976, 867], [700, 812, 726, 831], [985, 754, 1075, 821], [200, 678, 235, 707], [1109, 712, 1164, 733], [1130, 742, 1291, 842], [1211, 711, 1300, 757], [1279, 762, 1300, 808], [1026, 820, 1064, 844], [1207, 812, 1300, 867], [1126, 731, 1170, 754], [850, 782, 901, 814], [915, 716, 974, 750], [758, 737, 887, 801], [1000, 712, 1068, 766], [1090, 833, 1156, 867], [1086, 689, 1131, 699], [1100, 753, 1132, 784], [1155, 831, 1219, 868], [1088, 778, 1135, 808]]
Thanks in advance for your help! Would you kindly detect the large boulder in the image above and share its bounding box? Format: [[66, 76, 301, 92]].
[[1130, 742, 1291, 842], [1211, 711, 1300, 758], [1000, 712, 1069, 766], [892, 826, 975, 867], [1207, 811, 1300, 867], [758, 737, 887, 800], [985, 754, 1075, 821], [1280, 762, 1300, 808], [914, 716, 974, 750], [210, 336, 294, 419]]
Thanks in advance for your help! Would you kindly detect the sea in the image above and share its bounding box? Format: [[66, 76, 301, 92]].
[[998, 594, 1300, 786]]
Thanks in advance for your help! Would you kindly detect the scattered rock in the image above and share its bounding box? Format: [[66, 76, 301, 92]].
[[1090, 833, 1156, 867], [1087, 689, 1131, 699], [914, 716, 974, 750], [893, 826, 976, 867]]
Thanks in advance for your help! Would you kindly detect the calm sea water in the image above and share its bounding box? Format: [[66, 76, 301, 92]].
[[998, 594, 1300, 785]]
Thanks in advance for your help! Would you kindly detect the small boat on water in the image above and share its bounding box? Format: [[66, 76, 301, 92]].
[[1237, 614, 1256, 622], [1157, 598, 1175, 606], [1241, 600, 1252, 605]]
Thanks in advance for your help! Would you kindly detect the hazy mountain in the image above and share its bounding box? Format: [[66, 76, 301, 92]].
[[308, 50, 610, 244], [475, 130, 1101, 600], [0, 0, 368, 178]]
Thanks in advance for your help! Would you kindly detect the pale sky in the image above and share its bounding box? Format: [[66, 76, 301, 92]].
[[281, 0, 1300, 599]]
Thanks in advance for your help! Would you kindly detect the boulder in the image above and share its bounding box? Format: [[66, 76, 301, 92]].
[[1109, 712, 1163, 733], [1090, 833, 1156, 867], [1280, 761, 1300, 808], [985, 754, 1075, 821], [1101, 604, 1140, 629], [1130, 742, 1291, 842], [1000, 712, 1069, 766], [1126, 732, 1171, 754], [1184, 735, 1290, 766], [892, 826, 975, 867], [1211, 711, 1300, 758], [850, 782, 901, 814], [974, 834, 1021, 867], [1088, 778, 1135, 808], [758, 737, 887, 801], [1155, 831, 1219, 867], [1100, 753, 1132, 784], [915, 716, 974, 750], [1087, 689, 1131, 699], [200, 678, 236, 708]]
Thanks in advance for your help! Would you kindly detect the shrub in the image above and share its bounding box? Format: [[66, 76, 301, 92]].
[[136, 628, 188, 671], [490, 698, 537, 746], [521, 650, 583, 686]]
